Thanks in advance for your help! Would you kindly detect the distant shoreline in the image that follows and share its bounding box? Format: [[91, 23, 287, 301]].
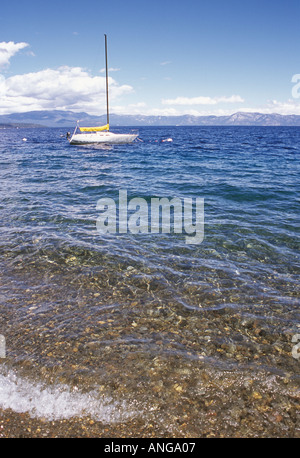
[[1, 110, 300, 128], [1, 123, 300, 130], [0, 123, 44, 129]]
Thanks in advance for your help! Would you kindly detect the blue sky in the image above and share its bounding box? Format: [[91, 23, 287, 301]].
[[1, 0, 300, 116]]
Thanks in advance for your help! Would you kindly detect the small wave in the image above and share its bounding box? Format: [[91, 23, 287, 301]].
[[0, 368, 136, 422]]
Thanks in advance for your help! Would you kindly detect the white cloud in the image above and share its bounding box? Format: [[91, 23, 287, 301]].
[[110, 102, 183, 117], [111, 102, 146, 113], [110, 99, 300, 117], [0, 66, 133, 115], [162, 95, 245, 105], [249, 99, 300, 115], [145, 107, 180, 116], [111, 103, 180, 117], [0, 41, 29, 68], [160, 61, 172, 66], [100, 67, 120, 73], [216, 99, 300, 117]]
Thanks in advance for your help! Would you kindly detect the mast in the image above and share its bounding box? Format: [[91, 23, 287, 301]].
[[104, 34, 109, 128]]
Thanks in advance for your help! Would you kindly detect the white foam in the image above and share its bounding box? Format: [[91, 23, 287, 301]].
[[0, 369, 135, 422]]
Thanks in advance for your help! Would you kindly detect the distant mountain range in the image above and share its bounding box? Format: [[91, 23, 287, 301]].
[[1, 110, 300, 127]]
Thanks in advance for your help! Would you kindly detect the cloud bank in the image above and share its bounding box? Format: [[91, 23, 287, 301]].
[[162, 95, 245, 105], [0, 65, 133, 115]]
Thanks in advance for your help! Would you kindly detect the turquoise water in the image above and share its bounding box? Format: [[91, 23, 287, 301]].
[[0, 126, 299, 436]]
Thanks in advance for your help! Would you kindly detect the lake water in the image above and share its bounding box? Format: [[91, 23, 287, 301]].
[[0, 126, 299, 437]]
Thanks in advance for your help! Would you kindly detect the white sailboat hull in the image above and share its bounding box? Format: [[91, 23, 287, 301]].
[[68, 35, 138, 147], [69, 131, 138, 145]]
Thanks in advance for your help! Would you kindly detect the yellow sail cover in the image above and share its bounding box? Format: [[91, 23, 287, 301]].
[[79, 124, 109, 132]]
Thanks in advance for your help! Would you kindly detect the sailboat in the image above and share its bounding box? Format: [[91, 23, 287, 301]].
[[68, 35, 138, 145]]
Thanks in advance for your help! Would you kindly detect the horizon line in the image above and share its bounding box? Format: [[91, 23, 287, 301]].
[[1, 109, 300, 118]]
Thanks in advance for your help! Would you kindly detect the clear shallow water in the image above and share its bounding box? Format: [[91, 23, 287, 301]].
[[0, 126, 299, 436]]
